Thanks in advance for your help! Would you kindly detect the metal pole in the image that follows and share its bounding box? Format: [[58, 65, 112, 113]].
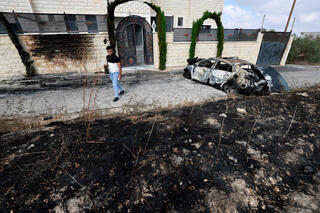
[[284, 0, 296, 32], [261, 14, 266, 30], [290, 17, 296, 32]]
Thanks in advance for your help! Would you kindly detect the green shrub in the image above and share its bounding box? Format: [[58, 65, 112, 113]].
[[288, 36, 320, 64], [144, 2, 167, 70], [189, 11, 224, 59]]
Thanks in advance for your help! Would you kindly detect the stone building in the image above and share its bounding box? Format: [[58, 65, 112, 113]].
[[0, 0, 267, 79]]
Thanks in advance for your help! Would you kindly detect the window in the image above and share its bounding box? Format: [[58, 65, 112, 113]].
[[48, 15, 55, 22], [198, 59, 216, 68], [166, 16, 173, 32], [3, 14, 23, 34], [85, 15, 98, 33], [64, 14, 78, 33], [215, 61, 233, 72], [151, 16, 174, 32], [178, 17, 183, 27]]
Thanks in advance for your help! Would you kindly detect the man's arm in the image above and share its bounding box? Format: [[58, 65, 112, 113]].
[[117, 62, 122, 80]]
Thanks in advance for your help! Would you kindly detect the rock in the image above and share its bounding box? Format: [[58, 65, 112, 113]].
[[171, 155, 184, 167], [247, 147, 261, 160], [298, 92, 309, 97], [273, 186, 280, 193], [192, 143, 201, 149], [219, 113, 227, 118], [269, 177, 277, 185], [55, 195, 93, 213], [27, 144, 35, 150], [236, 108, 247, 115], [285, 171, 291, 176], [227, 152, 238, 164], [172, 147, 179, 153], [182, 148, 190, 155], [204, 118, 221, 129], [235, 140, 247, 146], [257, 135, 264, 141]]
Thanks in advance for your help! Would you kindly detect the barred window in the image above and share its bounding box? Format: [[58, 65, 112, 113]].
[[65, 14, 78, 33], [85, 15, 98, 33]]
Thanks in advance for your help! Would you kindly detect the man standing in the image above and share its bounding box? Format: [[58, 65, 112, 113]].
[[105, 46, 125, 102]]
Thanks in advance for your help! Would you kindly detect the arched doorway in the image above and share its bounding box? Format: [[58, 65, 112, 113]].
[[116, 15, 154, 67]]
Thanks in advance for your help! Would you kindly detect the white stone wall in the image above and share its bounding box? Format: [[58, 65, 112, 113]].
[[0, 0, 33, 13], [0, 34, 109, 80], [114, 0, 151, 17], [152, 0, 224, 28], [0, 36, 26, 80], [1, 0, 224, 28], [154, 32, 264, 69], [0, 0, 106, 14]]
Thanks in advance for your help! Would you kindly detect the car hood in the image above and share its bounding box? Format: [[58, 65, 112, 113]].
[[257, 66, 290, 92]]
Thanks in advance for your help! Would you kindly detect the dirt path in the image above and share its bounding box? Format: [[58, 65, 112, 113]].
[[0, 70, 226, 117], [0, 64, 319, 118], [1, 86, 319, 212]]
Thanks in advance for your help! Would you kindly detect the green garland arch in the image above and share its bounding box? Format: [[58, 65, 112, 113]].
[[106, 0, 167, 70], [144, 2, 167, 70], [189, 11, 224, 59]]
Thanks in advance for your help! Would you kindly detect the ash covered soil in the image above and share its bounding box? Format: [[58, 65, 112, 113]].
[[1, 87, 320, 212]]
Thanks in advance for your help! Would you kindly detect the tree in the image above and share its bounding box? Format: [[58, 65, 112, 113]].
[[0, 13, 36, 77], [189, 11, 224, 59]]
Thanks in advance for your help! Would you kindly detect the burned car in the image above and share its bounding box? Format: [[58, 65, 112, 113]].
[[184, 57, 290, 95]]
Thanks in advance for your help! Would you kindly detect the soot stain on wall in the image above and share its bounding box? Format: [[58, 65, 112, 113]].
[[28, 34, 95, 61]]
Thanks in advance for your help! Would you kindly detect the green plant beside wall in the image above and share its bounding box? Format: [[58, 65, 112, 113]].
[[145, 2, 167, 70], [288, 35, 320, 64], [107, 0, 133, 48], [0, 13, 36, 77], [189, 11, 224, 59]]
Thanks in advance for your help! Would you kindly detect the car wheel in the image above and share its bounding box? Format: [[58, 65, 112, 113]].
[[183, 69, 191, 79], [222, 83, 238, 94]]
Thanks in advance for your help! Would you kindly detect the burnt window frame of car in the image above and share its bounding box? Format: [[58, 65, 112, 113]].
[[198, 59, 216, 68], [215, 61, 234, 72]]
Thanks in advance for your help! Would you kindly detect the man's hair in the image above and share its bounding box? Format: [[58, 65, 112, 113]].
[[106, 46, 113, 51]]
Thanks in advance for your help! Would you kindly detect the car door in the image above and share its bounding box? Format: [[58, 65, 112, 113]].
[[191, 59, 214, 83], [209, 61, 234, 86]]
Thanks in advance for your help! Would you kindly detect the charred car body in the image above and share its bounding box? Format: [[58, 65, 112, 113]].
[[184, 57, 290, 95]]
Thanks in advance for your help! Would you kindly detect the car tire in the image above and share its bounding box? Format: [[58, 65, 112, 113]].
[[222, 82, 238, 94], [183, 69, 191, 79]]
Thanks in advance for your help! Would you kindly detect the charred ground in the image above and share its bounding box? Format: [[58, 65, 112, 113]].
[[0, 87, 320, 212]]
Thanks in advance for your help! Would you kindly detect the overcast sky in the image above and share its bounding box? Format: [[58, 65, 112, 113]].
[[222, 0, 320, 34]]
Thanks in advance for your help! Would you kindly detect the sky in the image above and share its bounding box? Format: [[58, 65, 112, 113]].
[[222, 0, 320, 34]]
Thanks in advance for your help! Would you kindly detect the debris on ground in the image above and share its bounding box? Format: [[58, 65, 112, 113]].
[[0, 86, 319, 212]]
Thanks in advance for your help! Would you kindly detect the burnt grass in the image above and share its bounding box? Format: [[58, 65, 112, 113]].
[[1, 87, 320, 212]]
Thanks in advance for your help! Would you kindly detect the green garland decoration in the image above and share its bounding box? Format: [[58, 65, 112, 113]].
[[189, 11, 224, 59], [144, 2, 167, 70], [106, 0, 167, 70]]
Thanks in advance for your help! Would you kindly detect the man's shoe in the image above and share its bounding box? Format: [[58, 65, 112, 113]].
[[119, 90, 125, 96], [113, 97, 119, 102]]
